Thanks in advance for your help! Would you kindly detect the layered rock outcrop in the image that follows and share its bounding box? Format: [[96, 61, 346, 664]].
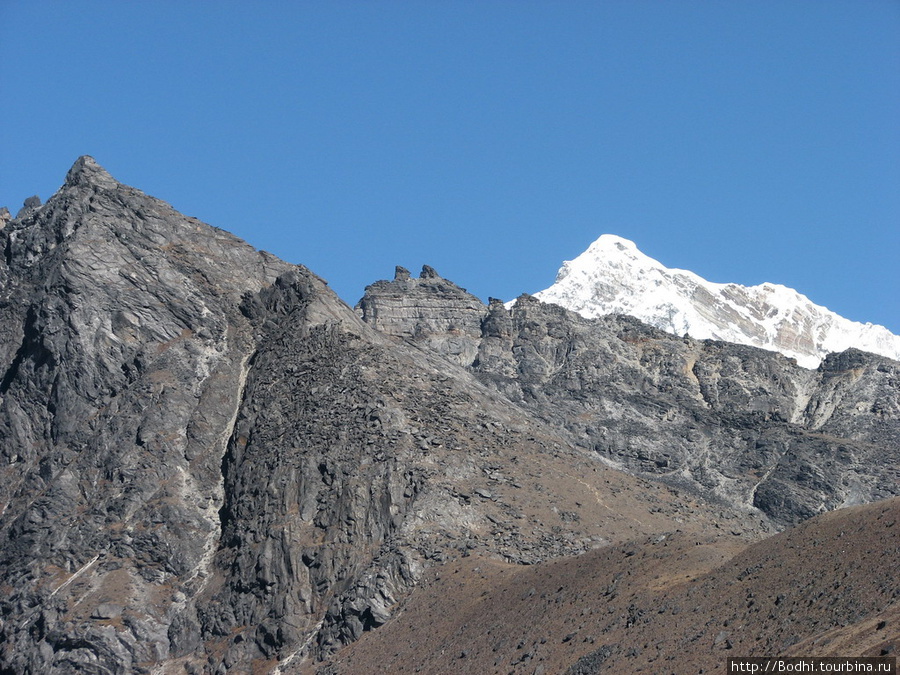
[[0, 157, 293, 673], [355, 265, 485, 367]]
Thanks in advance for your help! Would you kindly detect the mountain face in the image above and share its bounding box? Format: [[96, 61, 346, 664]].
[[0, 159, 898, 674], [533, 234, 900, 369], [359, 271, 900, 528]]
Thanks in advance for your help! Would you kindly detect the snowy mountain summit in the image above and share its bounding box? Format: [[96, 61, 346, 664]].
[[534, 234, 900, 369]]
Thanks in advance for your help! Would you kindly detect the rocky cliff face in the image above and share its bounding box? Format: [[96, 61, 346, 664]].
[[355, 265, 485, 367], [0, 159, 733, 673], [0, 157, 293, 673], [0, 159, 897, 674], [359, 271, 900, 528]]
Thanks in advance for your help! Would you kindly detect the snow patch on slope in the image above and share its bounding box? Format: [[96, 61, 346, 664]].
[[532, 234, 900, 369]]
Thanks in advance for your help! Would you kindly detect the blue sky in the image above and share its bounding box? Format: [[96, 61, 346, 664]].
[[1, 1, 898, 332]]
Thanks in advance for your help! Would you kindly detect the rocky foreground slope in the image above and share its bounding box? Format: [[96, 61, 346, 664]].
[[0, 158, 897, 674]]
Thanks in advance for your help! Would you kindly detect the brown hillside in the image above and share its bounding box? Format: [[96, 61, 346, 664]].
[[315, 497, 900, 674]]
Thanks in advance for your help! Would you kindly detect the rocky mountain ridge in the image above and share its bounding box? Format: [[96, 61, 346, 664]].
[[532, 234, 900, 369], [0, 158, 897, 674], [359, 266, 900, 527]]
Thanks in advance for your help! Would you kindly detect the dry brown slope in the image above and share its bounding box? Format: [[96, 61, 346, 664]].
[[316, 497, 900, 674]]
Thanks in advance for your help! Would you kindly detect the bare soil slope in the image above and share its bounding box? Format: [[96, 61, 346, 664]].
[[317, 497, 900, 674]]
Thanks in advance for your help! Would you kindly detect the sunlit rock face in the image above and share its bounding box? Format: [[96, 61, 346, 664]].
[[355, 265, 486, 367], [532, 234, 900, 369]]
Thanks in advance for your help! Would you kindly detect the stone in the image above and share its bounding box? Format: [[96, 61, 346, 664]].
[[355, 264, 485, 367], [15, 195, 41, 219], [90, 603, 123, 620]]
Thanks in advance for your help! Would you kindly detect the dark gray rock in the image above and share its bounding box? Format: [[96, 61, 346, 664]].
[[202, 267, 609, 665], [1, 157, 677, 673], [15, 195, 42, 219], [0, 156, 294, 674]]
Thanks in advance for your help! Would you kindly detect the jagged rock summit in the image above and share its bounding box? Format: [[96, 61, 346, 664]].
[[65, 154, 121, 189], [533, 234, 900, 369], [355, 264, 486, 366]]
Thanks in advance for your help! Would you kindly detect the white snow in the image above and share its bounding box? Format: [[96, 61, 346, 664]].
[[530, 234, 900, 369]]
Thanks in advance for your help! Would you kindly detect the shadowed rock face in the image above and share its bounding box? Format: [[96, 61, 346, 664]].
[[0, 158, 897, 674]]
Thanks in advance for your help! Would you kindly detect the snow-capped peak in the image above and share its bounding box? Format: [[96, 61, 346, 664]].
[[533, 234, 900, 369]]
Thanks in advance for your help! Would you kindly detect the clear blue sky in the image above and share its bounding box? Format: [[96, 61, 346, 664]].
[[2, 1, 898, 332]]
